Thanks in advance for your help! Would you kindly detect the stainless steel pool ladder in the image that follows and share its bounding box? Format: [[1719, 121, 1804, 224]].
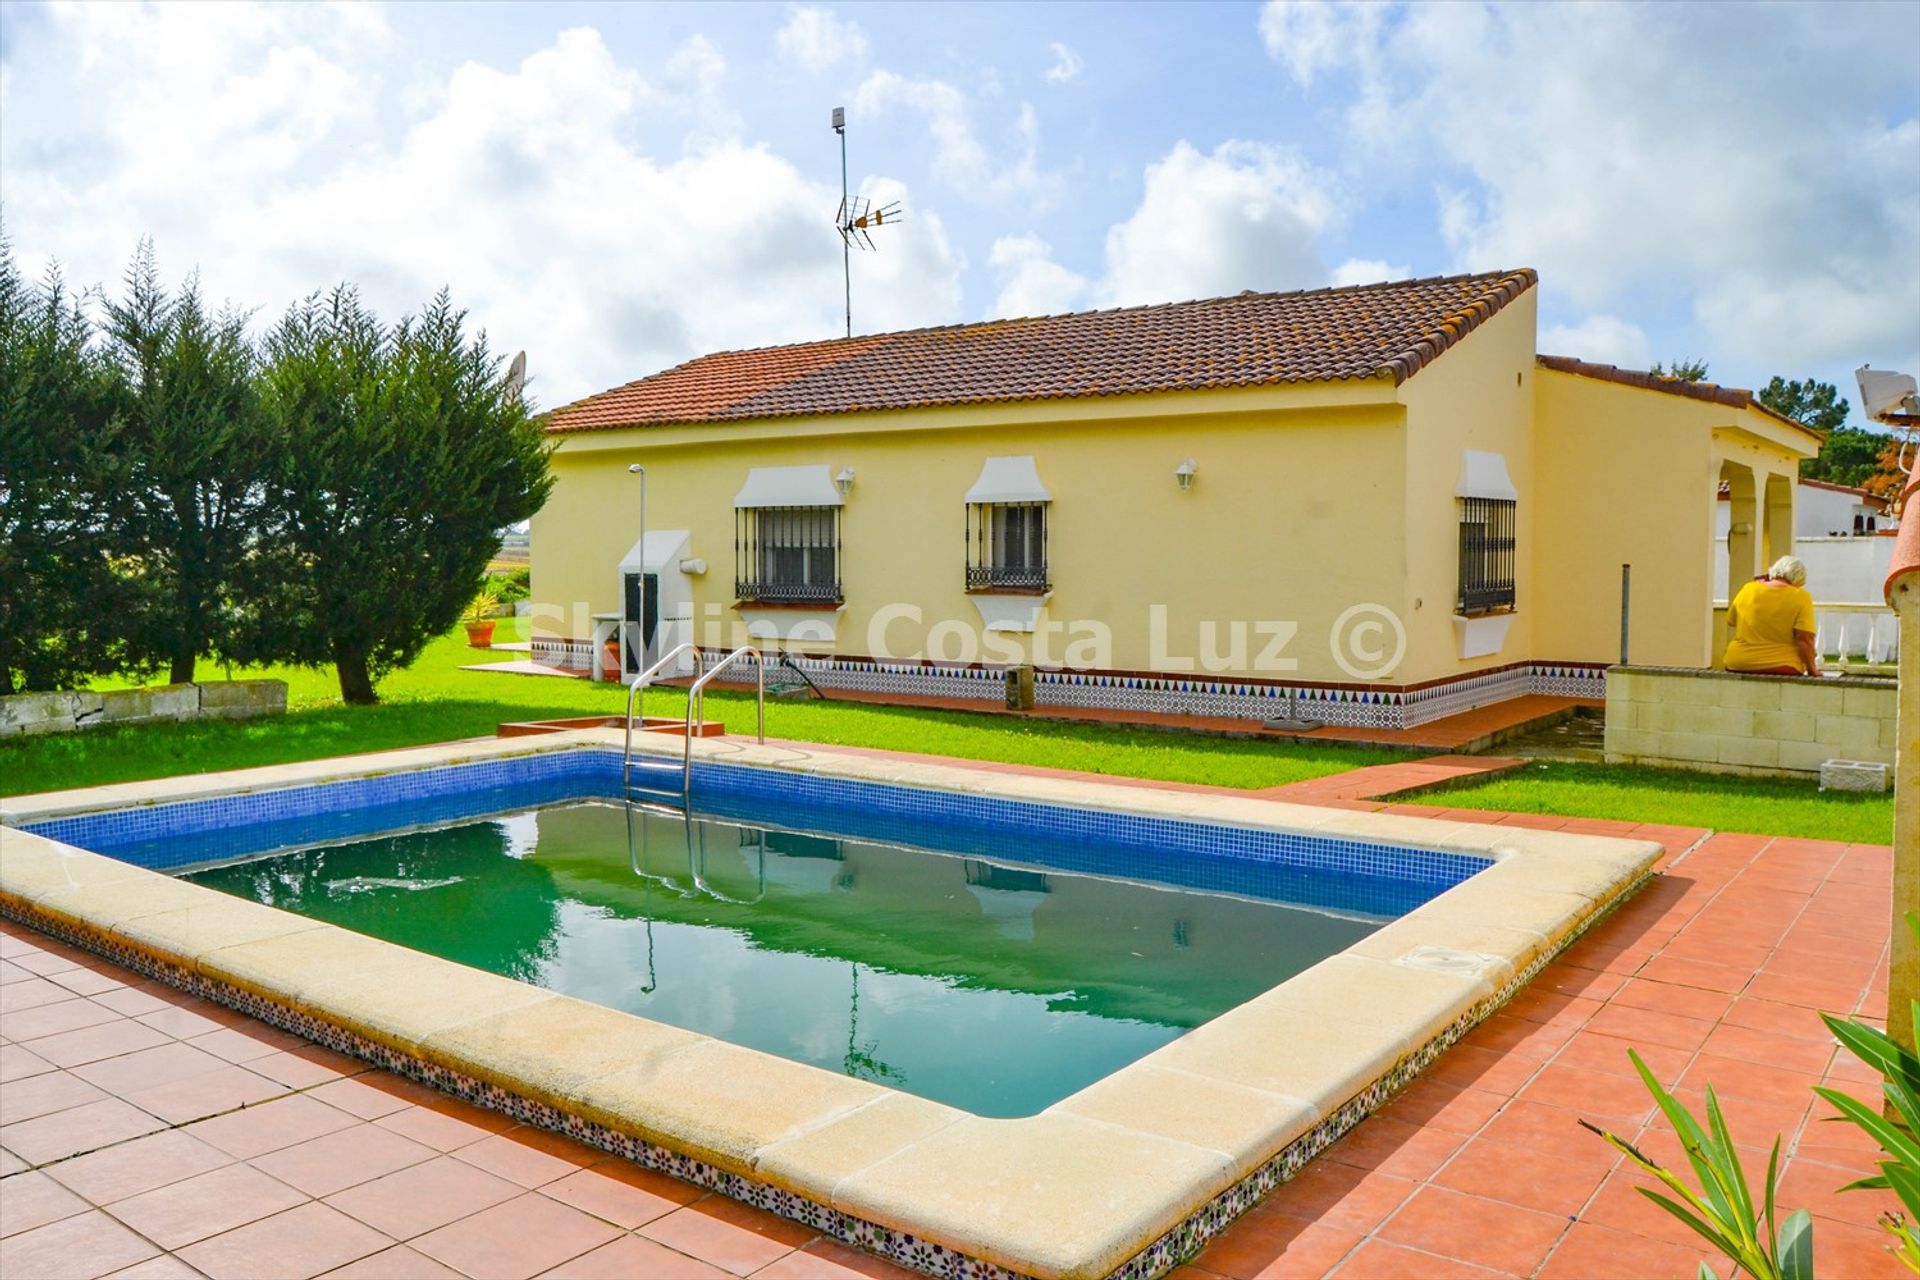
[[683, 646, 765, 795], [622, 643, 704, 797]]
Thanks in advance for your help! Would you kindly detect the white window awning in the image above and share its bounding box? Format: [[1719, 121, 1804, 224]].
[[1456, 450, 1518, 501], [965, 455, 1050, 505], [734, 464, 843, 508]]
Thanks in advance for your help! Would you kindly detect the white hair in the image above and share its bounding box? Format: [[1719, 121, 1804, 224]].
[[1768, 555, 1808, 586]]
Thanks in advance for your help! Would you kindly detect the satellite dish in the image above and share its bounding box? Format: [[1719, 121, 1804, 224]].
[[505, 351, 527, 402], [1857, 365, 1919, 424]]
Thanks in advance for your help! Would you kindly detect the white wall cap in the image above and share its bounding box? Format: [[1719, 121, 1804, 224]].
[[733, 465, 843, 509], [964, 455, 1051, 505], [1456, 450, 1518, 501]]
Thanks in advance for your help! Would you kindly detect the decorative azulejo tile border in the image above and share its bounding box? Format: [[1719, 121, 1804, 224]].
[[0, 864, 1655, 1280]]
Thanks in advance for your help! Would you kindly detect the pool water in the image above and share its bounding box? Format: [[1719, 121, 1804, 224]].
[[187, 800, 1382, 1116]]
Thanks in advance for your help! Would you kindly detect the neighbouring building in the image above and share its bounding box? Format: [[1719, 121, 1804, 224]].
[[528, 270, 1820, 729]]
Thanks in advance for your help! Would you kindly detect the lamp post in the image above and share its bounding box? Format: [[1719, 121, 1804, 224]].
[[628, 463, 646, 678]]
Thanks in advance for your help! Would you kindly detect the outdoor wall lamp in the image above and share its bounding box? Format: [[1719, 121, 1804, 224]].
[[836, 467, 856, 496], [1175, 458, 1197, 492]]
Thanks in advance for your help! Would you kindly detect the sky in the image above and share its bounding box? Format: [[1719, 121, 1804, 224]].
[[1, 0, 1916, 419]]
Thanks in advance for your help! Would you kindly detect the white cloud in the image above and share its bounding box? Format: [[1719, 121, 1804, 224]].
[[1538, 315, 1652, 369], [1043, 42, 1084, 84], [988, 234, 1089, 317], [853, 71, 1060, 208], [1264, 2, 1920, 372], [982, 139, 1342, 320], [2, 17, 963, 406], [1330, 257, 1410, 286], [775, 6, 868, 74], [1098, 140, 1336, 306]]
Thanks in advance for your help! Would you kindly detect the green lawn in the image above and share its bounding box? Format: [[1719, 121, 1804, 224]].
[[3, 620, 1892, 848], [1407, 758, 1895, 845], [1, 617, 1406, 796]]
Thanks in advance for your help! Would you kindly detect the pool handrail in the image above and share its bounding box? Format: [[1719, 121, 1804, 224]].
[[684, 645, 765, 794], [623, 642, 705, 793]]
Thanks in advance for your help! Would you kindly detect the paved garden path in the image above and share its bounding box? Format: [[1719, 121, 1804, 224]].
[[0, 827, 1901, 1279]]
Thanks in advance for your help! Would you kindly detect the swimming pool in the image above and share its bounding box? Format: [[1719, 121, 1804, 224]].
[[27, 748, 1486, 1116], [3, 734, 1656, 1280]]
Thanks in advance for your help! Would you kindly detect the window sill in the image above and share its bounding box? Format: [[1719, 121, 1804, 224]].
[[1451, 611, 1516, 659]]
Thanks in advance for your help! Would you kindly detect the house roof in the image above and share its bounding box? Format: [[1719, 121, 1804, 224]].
[[1799, 476, 1892, 509], [546, 269, 1538, 433], [1534, 354, 1817, 438]]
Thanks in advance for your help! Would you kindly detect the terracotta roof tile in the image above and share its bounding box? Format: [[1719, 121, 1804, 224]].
[[546, 269, 1537, 433], [1534, 354, 1818, 437]]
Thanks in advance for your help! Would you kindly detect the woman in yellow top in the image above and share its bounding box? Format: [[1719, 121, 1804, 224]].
[[1724, 556, 1820, 676]]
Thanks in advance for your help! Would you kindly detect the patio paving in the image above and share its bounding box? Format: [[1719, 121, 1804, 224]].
[[0, 824, 1901, 1278]]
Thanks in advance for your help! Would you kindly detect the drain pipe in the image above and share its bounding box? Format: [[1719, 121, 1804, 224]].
[[1618, 564, 1631, 666]]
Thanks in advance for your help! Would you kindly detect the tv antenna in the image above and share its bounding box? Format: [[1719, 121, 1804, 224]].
[[831, 105, 902, 339]]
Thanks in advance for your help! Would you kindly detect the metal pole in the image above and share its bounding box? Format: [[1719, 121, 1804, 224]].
[[1619, 563, 1631, 665], [839, 125, 851, 338]]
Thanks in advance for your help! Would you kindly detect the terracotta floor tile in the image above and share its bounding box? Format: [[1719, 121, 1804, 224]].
[[309, 1076, 435, 1121], [47, 965, 131, 998], [25, 1017, 176, 1068], [411, 1192, 621, 1279], [9, 949, 86, 977], [0, 1068, 109, 1124], [1700, 1022, 1836, 1075], [1475, 1101, 1621, 1173], [750, 1238, 924, 1280], [177, 1202, 394, 1280], [1811, 1214, 1912, 1279], [1431, 1138, 1608, 1217], [1253, 1162, 1418, 1234], [450, 1127, 601, 1188], [1679, 1052, 1830, 1110], [133, 1000, 248, 1038], [0, 1169, 91, 1238], [535, 1234, 729, 1280], [184, 1094, 360, 1160], [186, 1025, 302, 1065], [1378, 1186, 1567, 1275], [246, 1046, 365, 1090], [1580, 1171, 1712, 1249], [1778, 1156, 1905, 1229], [102, 1253, 208, 1279], [639, 1196, 815, 1275], [2, 1000, 132, 1047], [0, 1096, 169, 1165], [1, 976, 81, 1013], [1376, 1081, 1503, 1137], [1421, 1043, 1542, 1095], [89, 987, 175, 1019], [1535, 1222, 1717, 1280], [254, 1124, 437, 1197], [1330, 1239, 1510, 1278], [317, 1244, 464, 1279], [373, 1097, 516, 1152], [1548, 1031, 1689, 1082], [74, 1042, 232, 1097], [0, 1042, 56, 1084], [124, 1065, 288, 1124], [1516, 1063, 1661, 1126], [1321, 1115, 1466, 1183], [0, 1208, 162, 1280], [42, 1128, 233, 1204], [324, 1154, 524, 1240], [538, 1161, 700, 1229], [1631, 955, 1756, 994], [1191, 1214, 1364, 1279], [1607, 977, 1735, 1023], [107, 1162, 308, 1250]]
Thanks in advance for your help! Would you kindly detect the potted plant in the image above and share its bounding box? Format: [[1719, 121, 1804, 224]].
[[461, 580, 504, 648]]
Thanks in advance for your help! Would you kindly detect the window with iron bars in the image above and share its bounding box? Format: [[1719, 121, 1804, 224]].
[[966, 501, 1049, 592], [1457, 496, 1517, 616], [736, 506, 842, 604]]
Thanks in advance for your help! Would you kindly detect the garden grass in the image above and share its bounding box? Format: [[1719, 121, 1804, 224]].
[[1404, 757, 1894, 845], [1, 617, 1405, 796]]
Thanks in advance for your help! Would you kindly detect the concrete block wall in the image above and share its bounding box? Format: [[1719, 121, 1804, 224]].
[[1605, 665, 1898, 777], [0, 681, 287, 737]]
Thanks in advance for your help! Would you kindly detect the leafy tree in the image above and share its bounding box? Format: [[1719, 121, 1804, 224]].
[[256, 287, 551, 704], [1800, 426, 1888, 489], [103, 243, 275, 684], [1652, 358, 1711, 383], [1758, 375, 1850, 435], [0, 236, 138, 694]]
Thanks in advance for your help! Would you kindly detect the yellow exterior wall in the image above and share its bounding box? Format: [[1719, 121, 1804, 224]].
[[530, 311, 1818, 690], [1394, 292, 1537, 685], [531, 387, 1410, 682]]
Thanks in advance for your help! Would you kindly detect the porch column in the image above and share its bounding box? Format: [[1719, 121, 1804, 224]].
[[1722, 461, 1760, 598], [1763, 472, 1794, 568]]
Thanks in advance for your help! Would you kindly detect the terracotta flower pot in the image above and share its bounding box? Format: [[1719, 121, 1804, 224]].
[[465, 620, 496, 648]]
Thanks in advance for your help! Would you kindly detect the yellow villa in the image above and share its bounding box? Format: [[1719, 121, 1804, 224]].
[[528, 270, 1820, 729]]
